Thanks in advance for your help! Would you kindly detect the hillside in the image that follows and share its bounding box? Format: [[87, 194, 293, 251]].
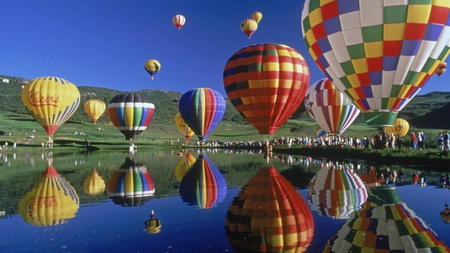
[[0, 74, 449, 130]]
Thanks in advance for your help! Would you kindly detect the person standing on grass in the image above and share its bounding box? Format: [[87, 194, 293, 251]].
[[397, 134, 403, 150], [444, 131, 450, 151], [411, 132, 417, 149], [438, 133, 444, 151]]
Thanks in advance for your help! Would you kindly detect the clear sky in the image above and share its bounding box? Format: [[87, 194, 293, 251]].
[[1, 0, 448, 98]]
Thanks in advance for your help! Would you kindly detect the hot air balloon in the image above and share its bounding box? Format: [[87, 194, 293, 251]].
[[308, 162, 367, 219], [301, 1, 450, 127], [324, 186, 450, 252], [83, 169, 106, 195], [360, 166, 381, 191], [178, 88, 226, 141], [240, 18, 258, 39], [145, 210, 162, 234], [317, 127, 327, 138], [179, 154, 227, 209], [440, 203, 450, 224], [305, 78, 360, 135], [144, 59, 161, 79], [174, 112, 194, 141], [21, 76, 80, 137], [19, 165, 79, 226], [384, 117, 409, 137], [108, 92, 155, 140], [174, 151, 196, 181], [436, 62, 448, 78], [83, 98, 106, 124], [223, 43, 310, 135], [251, 11, 262, 23], [226, 167, 314, 252], [172, 14, 185, 30], [107, 158, 155, 207]]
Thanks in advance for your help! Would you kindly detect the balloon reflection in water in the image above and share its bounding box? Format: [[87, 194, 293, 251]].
[[145, 210, 162, 234], [174, 151, 196, 181], [324, 186, 450, 252], [83, 169, 106, 195], [107, 158, 155, 207], [308, 162, 367, 219], [440, 203, 450, 224], [179, 154, 227, 209], [226, 167, 314, 253], [360, 166, 381, 191], [19, 165, 79, 226]]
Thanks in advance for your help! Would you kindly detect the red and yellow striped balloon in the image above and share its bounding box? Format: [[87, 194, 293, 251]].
[[223, 43, 310, 135]]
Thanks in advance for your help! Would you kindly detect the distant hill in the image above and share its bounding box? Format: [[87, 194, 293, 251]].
[[0, 74, 449, 129]]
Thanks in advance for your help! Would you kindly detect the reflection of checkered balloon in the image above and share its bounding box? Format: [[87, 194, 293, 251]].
[[302, 1, 450, 127]]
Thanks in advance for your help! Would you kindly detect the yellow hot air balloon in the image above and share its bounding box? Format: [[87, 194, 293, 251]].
[[174, 151, 196, 181], [251, 11, 262, 23], [83, 169, 106, 195], [144, 59, 161, 79], [145, 210, 162, 234], [174, 112, 194, 140], [240, 18, 258, 39], [21, 76, 80, 137], [83, 98, 106, 124], [384, 118, 409, 137], [19, 165, 79, 226]]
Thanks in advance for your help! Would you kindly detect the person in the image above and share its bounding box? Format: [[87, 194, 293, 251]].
[[397, 134, 403, 150], [389, 133, 395, 149], [263, 140, 273, 163], [438, 132, 444, 151], [444, 131, 450, 151], [421, 132, 426, 149], [411, 132, 417, 149]]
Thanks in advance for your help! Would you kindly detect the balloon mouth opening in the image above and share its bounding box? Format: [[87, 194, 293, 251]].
[[363, 111, 397, 127]]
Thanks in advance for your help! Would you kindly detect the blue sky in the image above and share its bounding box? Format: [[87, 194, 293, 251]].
[[1, 0, 448, 98]]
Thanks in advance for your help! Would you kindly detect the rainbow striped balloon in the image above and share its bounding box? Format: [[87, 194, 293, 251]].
[[305, 78, 360, 135], [179, 88, 226, 141], [223, 43, 310, 135], [302, 1, 450, 126]]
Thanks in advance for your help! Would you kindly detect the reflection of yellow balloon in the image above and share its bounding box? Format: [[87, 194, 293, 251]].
[[174, 112, 194, 140], [145, 210, 162, 234], [21, 76, 81, 137], [144, 59, 161, 79], [384, 118, 409, 137], [84, 99, 106, 124], [83, 169, 106, 195], [19, 165, 79, 226], [251, 11, 262, 23], [174, 151, 196, 181]]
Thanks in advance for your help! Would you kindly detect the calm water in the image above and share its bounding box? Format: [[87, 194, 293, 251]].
[[1, 149, 450, 253]]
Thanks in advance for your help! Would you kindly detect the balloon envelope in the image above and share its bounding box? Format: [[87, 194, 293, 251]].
[[251, 11, 262, 23], [19, 165, 79, 226], [108, 92, 155, 140], [83, 169, 105, 195], [305, 78, 360, 135], [178, 88, 226, 141], [302, 1, 450, 127], [174, 151, 196, 181], [384, 118, 409, 137], [84, 98, 106, 124], [144, 59, 161, 79], [223, 43, 310, 135], [172, 14, 186, 30], [240, 18, 258, 38], [174, 112, 194, 140], [21, 76, 80, 137]]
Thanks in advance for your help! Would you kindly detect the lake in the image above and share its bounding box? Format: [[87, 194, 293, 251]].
[[1, 148, 450, 253]]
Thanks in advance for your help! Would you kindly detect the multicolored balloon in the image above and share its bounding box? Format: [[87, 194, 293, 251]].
[[174, 112, 194, 140], [440, 203, 450, 224], [223, 43, 310, 135], [107, 158, 155, 207], [324, 186, 450, 252], [251, 11, 262, 23], [384, 117, 409, 137], [19, 165, 79, 226], [144, 59, 161, 79], [108, 92, 155, 140], [83, 169, 106, 195], [21, 76, 80, 137], [83, 98, 106, 124], [226, 167, 314, 252], [240, 18, 258, 39], [178, 88, 226, 141], [179, 154, 227, 209], [305, 78, 360, 135], [302, 1, 450, 127], [172, 14, 186, 30], [308, 162, 367, 219], [436, 62, 448, 78]]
